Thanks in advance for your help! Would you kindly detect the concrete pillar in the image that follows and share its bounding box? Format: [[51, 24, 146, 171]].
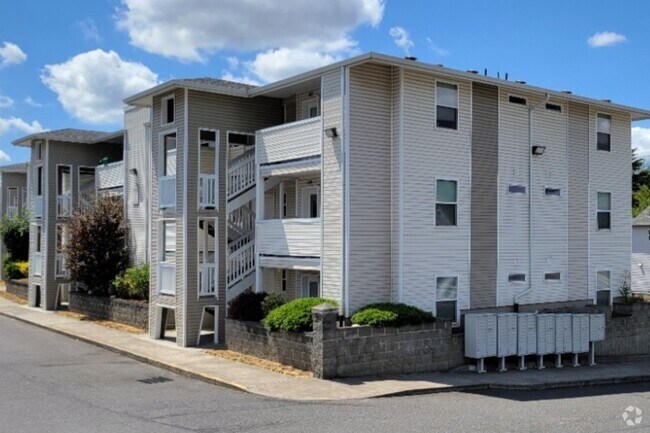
[[311, 303, 339, 379]]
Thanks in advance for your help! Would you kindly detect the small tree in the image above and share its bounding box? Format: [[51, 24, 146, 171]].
[[0, 210, 29, 261], [67, 195, 129, 295]]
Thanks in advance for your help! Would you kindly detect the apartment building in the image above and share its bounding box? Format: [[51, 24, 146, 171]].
[[13, 129, 123, 309], [631, 208, 650, 293], [0, 163, 29, 279]]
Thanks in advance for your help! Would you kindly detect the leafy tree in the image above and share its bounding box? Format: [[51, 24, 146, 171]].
[[633, 185, 650, 217], [67, 196, 129, 295], [0, 210, 29, 261], [632, 149, 650, 212]]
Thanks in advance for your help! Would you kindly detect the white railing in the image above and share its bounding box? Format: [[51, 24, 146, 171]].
[[33, 252, 42, 277], [159, 176, 176, 208], [229, 229, 254, 255], [55, 254, 69, 278], [228, 206, 255, 236], [227, 149, 255, 200], [6, 206, 18, 218], [158, 262, 176, 295], [256, 218, 321, 257], [96, 161, 124, 191], [256, 117, 322, 165], [227, 239, 255, 287], [57, 195, 72, 217], [34, 196, 43, 218], [199, 174, 218, 209], [199, 263, 217, 296]]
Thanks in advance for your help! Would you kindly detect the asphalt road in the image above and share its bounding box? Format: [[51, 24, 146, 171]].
[[1, 314, 649, 433]]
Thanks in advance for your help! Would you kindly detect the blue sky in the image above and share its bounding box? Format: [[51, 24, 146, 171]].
[[1, 0, 649, 164]]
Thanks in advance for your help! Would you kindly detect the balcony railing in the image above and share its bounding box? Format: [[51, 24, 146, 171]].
[[6, 206, 18, 218], [57, 194, 72, 217], [55, 254, 69, 278], [158, 262, 176, 295], [256, 218, 321, 257], [199, 263, 217, 296], [227, 239, 255, 287], [256, 117, 321, 165], [33, 252, 42, 277], [159, 176, 176, 209], [34, 196, 43, 218], [199, 174, 218, 209], [227, 149, 255, 200], [96, 161, 124, 191]]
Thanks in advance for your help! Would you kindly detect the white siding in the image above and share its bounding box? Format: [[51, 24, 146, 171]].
[[257, 117, 321, 164], [256, 219, 321, 257]]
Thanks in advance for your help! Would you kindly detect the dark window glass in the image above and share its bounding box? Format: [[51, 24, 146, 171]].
[[436, 301, 457, 322], [436, 106, 458, 129], [597, 132, 611, 151], [37, 167, 43, 196], [544, 272, 561, 281], [545, 188, 561, 196], [597, 212, 611, 230], [508, 185, 527, 194], [166, 98, 174, 123], [545, 103, 562, 112], [436, 204, 456, 226], [596, 290, 611, 306], [509, 96, 527, 106], [508, 273, 526, 283], [281, 270, 287, 292], [228, 132, 254, 146], [309, 193, 318, 218]]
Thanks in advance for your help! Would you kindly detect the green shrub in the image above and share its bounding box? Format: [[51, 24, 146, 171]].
[[263, 298, 337, 332], [261, 292, 286, 317], [228, 290, 268, 322], [113, 263, 150, 301], [0, 211, 29, 262], [351, 303, 435, 327], [4, 259, 28, 279]]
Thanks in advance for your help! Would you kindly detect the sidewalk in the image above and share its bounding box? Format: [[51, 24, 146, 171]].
[[1, 295, 649, 401]]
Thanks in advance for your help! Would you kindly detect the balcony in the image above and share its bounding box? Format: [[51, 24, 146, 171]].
[[159, 176, 176, 209], [158, 262, 176, 295], [199, 263, 217, 296], [256, 117, 321, 165], [57, 195, 72, 218], [256, 218, 321, 258], [199, 174, 218, 209], [34, 196, 43, 218], [96, 161, 124, 191], [56, 254, 69, 278], [32, 252, 42, 277]]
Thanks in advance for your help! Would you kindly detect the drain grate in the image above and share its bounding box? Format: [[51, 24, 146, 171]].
[[138, 376, 173, 384]]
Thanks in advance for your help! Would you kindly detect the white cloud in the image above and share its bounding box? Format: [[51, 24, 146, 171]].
[[117, 0, 384, 62], [0, 150, 10, 162], [246, 46, 348, 83], [587, 31, 627, 48], [425, 37, 449, 57], [0, 95, 14, 108], [0, 42, 27, 68], [41, 49, 159, 124], [24, 96, 43, 107], [221, 72, 260, 86], [78, 18, 101, 42], [633, 126, 650, 161], [0, 117, 44, 136], [389, 27, 414, 55]]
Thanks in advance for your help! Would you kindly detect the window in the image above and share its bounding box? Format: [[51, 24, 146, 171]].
[[436, 276, 458, 322], [227, 132, 255, 146], [302, 186, 320, 218], [436, 82, 458, 130], [36, 166, 43, 197], [301, 274, 319, 298], [21, 187, 27, 211], [545, 103, 562, 113], [508, 273, 526, 283], [162, 221, 176, 262], [162, 95, 175, 125], [35, 141, 42, 160], [303, 98, 319, 119], [198, 219, 217, 297], [57, 166, 72, 196], [7, 187, 18, 210], [163, 133, 177, 176], [281, 270, 287, 292], [199, 129, 218, 209], [78, 167, 96, 210], [509, 95, 527, 106], [596, 270, 611, 306], [597, 192, 611, 230], [545, 187, 561, 197], [36, 225, 42, 253], [435, 180, 457, 226], [544, 272, 561, 281], [597, 114, 611, 151], [508, 184, 527, 195]]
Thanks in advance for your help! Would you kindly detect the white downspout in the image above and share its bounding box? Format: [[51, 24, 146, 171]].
[[514, 93, 550, 307]]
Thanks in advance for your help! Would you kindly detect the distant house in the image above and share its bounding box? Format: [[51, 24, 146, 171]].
[[632, 207, 650, 293], [0, 162, 29, 280]]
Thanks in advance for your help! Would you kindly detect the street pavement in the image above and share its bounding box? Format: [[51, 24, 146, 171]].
[[1, 315, 649, 433]]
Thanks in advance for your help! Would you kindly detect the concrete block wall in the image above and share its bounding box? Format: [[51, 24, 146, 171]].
[[69, 291, 149, 329], [597, 302, 650, 362], [5, 279, 28, 299]]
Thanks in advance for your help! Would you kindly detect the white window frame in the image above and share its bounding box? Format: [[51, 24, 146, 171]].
[[597, 191, 611, 231], [434, 275, 460, 324], [35, 224, 43, 253], [544, 272, 562, 283], [35, 165, 43, 198], [301, 185, 320, 219], [303, 97, 320, 119], [197, 217, 218, 299], [300, 272, 320, 298], [435, 80, 460, 131], [198, 128, 219, 210], [158, 219, 176, 296], [281, 269, 288, 292], [55, 224, 69, 278], [57, 164, 73, 196], [161, 132, 177, 177], [161, 94, 175, 126], [596, 112, 612, 152], [434, 177, 458, 227], [596, 269, 612, 305]]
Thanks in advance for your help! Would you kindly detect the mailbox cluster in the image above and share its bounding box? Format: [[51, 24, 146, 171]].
[[464, 313, 606, 373]]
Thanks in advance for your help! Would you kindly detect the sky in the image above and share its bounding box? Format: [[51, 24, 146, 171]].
[[0, 0, 649, 164]]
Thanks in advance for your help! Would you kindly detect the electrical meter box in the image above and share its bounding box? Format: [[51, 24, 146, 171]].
[[517, 313, 537, 356], [589, 314, 606, 342], [572, 314, 590, 353], [464, 314, 497, 358], [537, 314, 556, 355], [497, 313, 518, 357], [555, 314, 573, 354]]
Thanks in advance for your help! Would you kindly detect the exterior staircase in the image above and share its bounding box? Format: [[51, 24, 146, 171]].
[[226, 148, 256, 300]]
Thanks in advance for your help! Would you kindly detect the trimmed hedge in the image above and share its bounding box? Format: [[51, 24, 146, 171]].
[[113, 263, 150, 301], [228, 290, 268, 322], [263, 298, 337, 333], [351, 303, 435, 327], [261, 292, 286, 317]]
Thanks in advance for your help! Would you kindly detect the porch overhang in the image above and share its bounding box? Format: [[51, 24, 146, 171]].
[[259, 255, 321, 271], [259, 157, 321, 178]]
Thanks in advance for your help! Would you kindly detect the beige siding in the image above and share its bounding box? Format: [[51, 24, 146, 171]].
[[256, 219, 321, 257], [391, 68, 401, 303], [321, 70, 344, 304], [347, 63, 392, 313], [470, 83, 499, 308], [256, 117, 321, 164], [567, 102, 590, 300]]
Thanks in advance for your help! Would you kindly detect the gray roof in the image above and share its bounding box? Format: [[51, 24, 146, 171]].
[[125, 78, 256, 105], [633, 207, 650, 226], [0, 162, 28, 174], [12, 128, 123, 147]]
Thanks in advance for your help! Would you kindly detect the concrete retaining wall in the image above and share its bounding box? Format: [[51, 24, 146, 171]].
[[69, 291, 148, 330], [597, 302, 650, 362], [5, 279, 28, 299]]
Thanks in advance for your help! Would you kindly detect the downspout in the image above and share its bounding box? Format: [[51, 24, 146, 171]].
[[514, 93, 550, 309]]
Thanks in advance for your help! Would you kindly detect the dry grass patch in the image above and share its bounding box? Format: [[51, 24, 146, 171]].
[[205, 349, 312, 378], [56, 310, 145, 334], [0, 291, 27, 305]]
